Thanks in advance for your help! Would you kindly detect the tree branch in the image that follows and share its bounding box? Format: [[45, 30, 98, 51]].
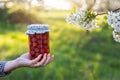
[[96, 8, 120, 16], [113, 8, 120, 12], [96, 12, 107, 16]]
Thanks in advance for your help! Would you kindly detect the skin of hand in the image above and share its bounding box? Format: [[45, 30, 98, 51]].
[[4, 53, 54, 73]]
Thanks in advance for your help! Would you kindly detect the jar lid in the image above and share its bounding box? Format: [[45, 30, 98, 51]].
[[26, 24, 50, 34]]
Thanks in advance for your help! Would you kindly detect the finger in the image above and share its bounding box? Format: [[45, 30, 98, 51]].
[[46, 55, 54, 65], [30, 54, 42, 64], [43, 54, 51, 66], [33, 54, 47, 67]]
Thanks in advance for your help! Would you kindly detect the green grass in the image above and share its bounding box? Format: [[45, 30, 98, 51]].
[[0, 10, 120, 80]]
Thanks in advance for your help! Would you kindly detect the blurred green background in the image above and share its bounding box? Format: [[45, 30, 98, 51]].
[[0, 0, 120, 80]]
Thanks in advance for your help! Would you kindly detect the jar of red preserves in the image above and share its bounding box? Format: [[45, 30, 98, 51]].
[[26, 24, 50, 60]]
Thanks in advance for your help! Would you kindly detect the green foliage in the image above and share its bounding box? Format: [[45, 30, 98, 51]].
[[85, 10, 96, 23], [0, 4, 42, 24], [0, 8, 8, 21], [7, 4, 42, 24], [0, 10, 120, 80]]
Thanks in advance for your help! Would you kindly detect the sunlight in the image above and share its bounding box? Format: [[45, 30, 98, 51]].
[[31, 0, 39, 5], [43, 0, 71, 10]]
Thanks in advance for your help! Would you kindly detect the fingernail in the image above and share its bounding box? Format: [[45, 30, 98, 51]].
[[48, 54, 50, 56]]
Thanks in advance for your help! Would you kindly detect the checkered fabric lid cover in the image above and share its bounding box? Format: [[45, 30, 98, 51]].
[[26, 24, 50, 34]]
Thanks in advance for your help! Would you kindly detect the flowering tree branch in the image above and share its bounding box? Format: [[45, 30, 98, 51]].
[[66, 7, 120, 43]]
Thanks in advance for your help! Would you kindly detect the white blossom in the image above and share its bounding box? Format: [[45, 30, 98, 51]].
[[80, 20, 98, 30], [66, 14, 77, 25], [108, 11, 120, 30], [114, 22, 120, 32], [108, 11, 120, 43], [107, 12, 115, 27], [113, 31, 120, 43], [66, 10, 98, 30]]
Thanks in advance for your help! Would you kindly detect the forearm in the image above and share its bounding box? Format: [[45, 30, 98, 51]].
[[4, 59, 20, 73]]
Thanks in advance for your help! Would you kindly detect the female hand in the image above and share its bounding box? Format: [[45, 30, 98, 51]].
[[16, 53, 54, 68]]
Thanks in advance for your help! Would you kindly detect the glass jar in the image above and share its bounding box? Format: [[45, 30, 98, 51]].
[[26, 24, 50, 60]]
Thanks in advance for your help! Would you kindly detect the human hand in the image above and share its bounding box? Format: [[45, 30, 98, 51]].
[[4, 53, 54, 73], [16, 53, 54, 68]]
